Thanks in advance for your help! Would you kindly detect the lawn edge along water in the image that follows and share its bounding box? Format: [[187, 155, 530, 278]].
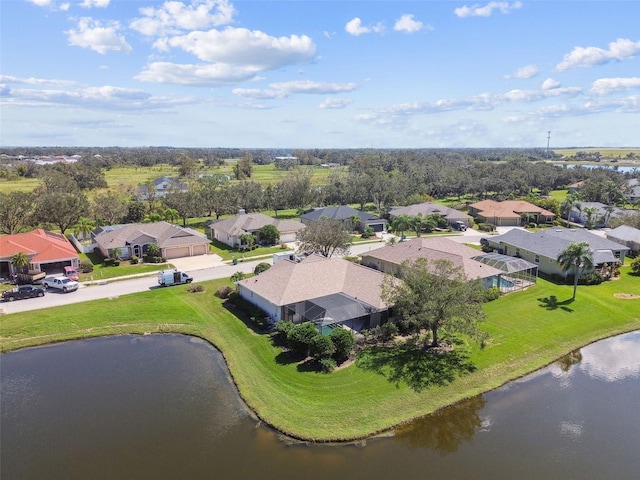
[[0, 271, 638, 442]]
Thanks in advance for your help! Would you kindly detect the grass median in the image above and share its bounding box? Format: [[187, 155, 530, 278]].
[[0, 269, 638, 442]]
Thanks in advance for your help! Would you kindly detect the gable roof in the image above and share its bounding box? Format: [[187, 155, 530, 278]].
[[607, 225, 640, 244], [491, 227, 629, 261], [0, 229, 78, 263], [469, 200, 555, 220], [388, 202, 471, 221], [300, 206, 385, 223], [210, 213, 306, 237], [238, 254, 388, 308], [361, 237, 502, 280], [93, 222, 208, 250]]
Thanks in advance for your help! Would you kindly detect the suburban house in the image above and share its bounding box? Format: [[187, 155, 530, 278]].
[[0, 229, 79, 278], [468, 200, 556, 226], [300, 206, 387, 233], [485, 227, 629, 278], [623, 178, 640, 203], [207, 212, 306, 247], [93, 221, 210, 260], [237, 254, 390, 332], [606, 225, 640, 254], [568, 202, 628, 228], [388, 202, 472, 228], [360, 237, 509, 290], [138, 176, 188, 200]]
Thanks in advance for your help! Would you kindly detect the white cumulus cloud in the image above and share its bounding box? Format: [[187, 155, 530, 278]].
[[345, 17, 385, 36], [394, 14, 426, 33], [556, 38, 640, 71], [233, 80, 358, 99], [80, 0, 110, 8], [590, 77, 640, 96], [65, 17, 132, 54], [504, 64, 538, 79], [454, 1, 523, 18], [130, 0, 235, 37], [163, 27, 316, 69], [135, 62, 260, 86], [542, 78, 561, 90]]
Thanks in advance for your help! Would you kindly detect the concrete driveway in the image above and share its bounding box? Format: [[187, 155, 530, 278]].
[[168, 253, 225, 271]]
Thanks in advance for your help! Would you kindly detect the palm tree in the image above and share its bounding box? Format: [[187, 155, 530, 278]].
[[349, 214, 361, 233], [11, 252, 30, 274], [581, 206, 598, 229], [557, 241, 594, 300], [72, 216, 96, 241], [390, 214, 412, 241]]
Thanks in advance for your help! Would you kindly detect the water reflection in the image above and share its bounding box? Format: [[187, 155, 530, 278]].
[[578, 332, 640, 381], [394, 396, 486, 454]]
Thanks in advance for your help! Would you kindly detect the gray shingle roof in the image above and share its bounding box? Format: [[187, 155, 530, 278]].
[[94, 221, 208, 250], [491, 227, 629, 260], [300, 206, 385, 223], [388, 202, 471, 221], [607, 225, 640, 244]]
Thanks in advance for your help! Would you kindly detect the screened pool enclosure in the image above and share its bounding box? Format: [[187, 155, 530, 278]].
[[472, 252, 538, 292], [282, 293, 386, 334]]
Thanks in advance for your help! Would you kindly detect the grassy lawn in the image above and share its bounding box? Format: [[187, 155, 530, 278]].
[[77, 252, 172, 281], [208, 238, 288, 261], [1, 267, 638, 442]]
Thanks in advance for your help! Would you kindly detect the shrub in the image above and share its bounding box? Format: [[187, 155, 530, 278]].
[[230, 271, 246, 283], [528, 222, 537, 229], [318, 357, 337, 373], [310, 334, 335, 360], [578, 271, 604, 285], [329, 327, 355, 363], [380, 322, 398, 342], [361, 226, 375, 239], [79, 261, 94, 273], [478, 223, 496, 232], [483, 286, 501, 302], [631, 256, 640, 275], [275, 320, 295, 338], [187, 284, 205, 293], [287, 322, 318, 356], [254, 262, 271, 275], [215, 285, 233, 299], [130, 255, 139, 265]]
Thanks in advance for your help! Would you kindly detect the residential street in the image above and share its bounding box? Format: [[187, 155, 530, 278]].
[[0, 230, 497, 317]]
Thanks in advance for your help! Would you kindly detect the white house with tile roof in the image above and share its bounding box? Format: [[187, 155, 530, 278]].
[[237, 254, 390, 331]]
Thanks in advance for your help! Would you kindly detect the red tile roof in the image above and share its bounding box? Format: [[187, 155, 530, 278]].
[[0, 229, 78, 263]]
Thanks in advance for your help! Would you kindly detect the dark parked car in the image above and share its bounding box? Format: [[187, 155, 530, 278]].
[[453, 221, 467, 231], [2, 285, 46, 302]]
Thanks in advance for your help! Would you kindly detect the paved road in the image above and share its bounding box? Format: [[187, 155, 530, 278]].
[[0, 231, 498, 317]]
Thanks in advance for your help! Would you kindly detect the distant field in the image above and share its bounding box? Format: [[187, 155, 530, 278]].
[[553, 148, 640, 160], [0, 163, 342, 194]]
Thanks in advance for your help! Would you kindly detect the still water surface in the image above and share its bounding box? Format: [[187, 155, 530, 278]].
[[2, 332, 640, 480]]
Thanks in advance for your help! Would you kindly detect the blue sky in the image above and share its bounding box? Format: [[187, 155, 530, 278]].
[[1, 0, 639, 149]]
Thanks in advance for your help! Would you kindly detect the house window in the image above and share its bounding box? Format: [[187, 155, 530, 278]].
[[614, 251, 621, 259], [534, 255, 540, 263], [515, 248, 520, 257]]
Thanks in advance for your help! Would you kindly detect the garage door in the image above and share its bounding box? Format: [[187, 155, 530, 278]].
[[192, 245, 208, 255], [164, 246, 190, 259]]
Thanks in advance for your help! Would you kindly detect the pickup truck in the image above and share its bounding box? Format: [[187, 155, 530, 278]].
[[2, 285, 46, 302], [42, 276, 80, 293]]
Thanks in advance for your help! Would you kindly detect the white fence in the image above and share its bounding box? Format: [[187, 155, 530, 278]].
[[68, 234, 96, 254]]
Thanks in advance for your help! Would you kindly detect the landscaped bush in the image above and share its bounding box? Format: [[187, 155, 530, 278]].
[[317, 357, 337, 373], [361, 226, 375, 239], [187, 284, 205, 293], [528, 222, 537, 229], [275, 319, 295, 338], [215, 285, 233, 299], [254, 262, 271, 275], [310, 334, 335, 360], [478, 223, 496, 232], [228, 291, 268, 325], [79, 261, 94, 273], [483, 286, 501, 302], [130, 255, 139, 265], [578, 271, 604, 285], [287, 322, 318, 356], [329, 327, 355, 363], [630, 257, 640, 275]]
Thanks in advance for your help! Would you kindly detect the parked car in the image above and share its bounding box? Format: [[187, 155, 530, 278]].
[[453, 221, 467, 231], [2, 285, 46, 302], [64, 266, 79, 281], [42, 277, 79, 293]]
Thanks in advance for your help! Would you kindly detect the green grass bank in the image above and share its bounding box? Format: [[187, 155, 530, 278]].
[[0, 270, 638, 442]]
